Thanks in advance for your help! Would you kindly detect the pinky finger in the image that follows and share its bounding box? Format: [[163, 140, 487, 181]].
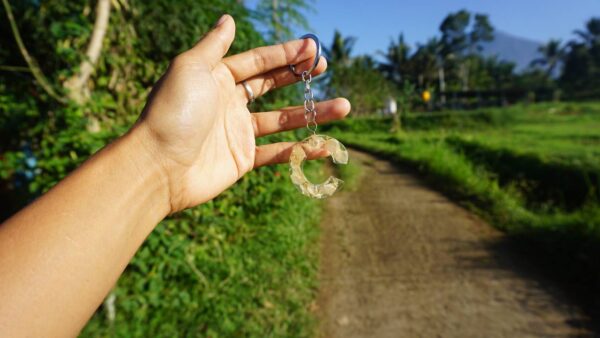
[[254, 142, 328, 168]]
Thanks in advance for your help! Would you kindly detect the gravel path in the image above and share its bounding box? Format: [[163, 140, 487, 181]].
[[316, 150, 593, 338]]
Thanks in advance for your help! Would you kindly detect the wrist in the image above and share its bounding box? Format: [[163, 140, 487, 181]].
[[118, 123, 173, 217]]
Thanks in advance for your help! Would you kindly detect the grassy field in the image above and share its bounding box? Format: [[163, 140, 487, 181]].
[[328, 102, 600, 230], [325, 102, 600, 312]]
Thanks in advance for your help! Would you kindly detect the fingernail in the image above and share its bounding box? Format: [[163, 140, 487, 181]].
[[215, 14, 228, 27]]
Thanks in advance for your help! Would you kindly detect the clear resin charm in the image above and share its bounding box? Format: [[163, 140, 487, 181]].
[[289, 134, 349, 199]]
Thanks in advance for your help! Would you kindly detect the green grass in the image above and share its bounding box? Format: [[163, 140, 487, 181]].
[[336, 159, 363, 192], [328, 102, 600, 213], [332, 131, 600, 233]]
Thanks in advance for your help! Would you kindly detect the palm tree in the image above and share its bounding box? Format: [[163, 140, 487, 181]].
[[560, 17, 600, 97], [378, 34, 412, 86], [323, 30, 356, 67], [412, 38, 440, 89], [321, 30, 356, 99], [531, 39, 565, 76], [255, 0, 313, 43], [574, 17, 600, 47]]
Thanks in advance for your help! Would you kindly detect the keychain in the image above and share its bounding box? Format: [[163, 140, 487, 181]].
[[288, 34, 349, 199]]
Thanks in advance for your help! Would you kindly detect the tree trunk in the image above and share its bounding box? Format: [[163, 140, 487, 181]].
[[438, 66, 446, 106], [2, 0, 65, 103], [460, 61, 469, 91], [64, 0, 111, 104]]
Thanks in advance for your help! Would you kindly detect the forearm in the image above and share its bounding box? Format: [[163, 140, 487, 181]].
[[0, 124, 169, 337]]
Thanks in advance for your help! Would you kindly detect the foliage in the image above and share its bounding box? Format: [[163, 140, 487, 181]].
[[0, 0, 266, 207], [379, 34, 413, 86], [323, 30, 356, 67], [326, 55, 395, 115], [361, 11, 599, 103], [321, 11, 600, 116], [560, 18, 600, 99], [252, 0, 314, 43], [375, 9, 519, 97], [320, 30, 396, 115], [409, 38, 439, 89], [439, 9, 494, 56], [335, 159, 362, 192], [530, 39, 565, 76]]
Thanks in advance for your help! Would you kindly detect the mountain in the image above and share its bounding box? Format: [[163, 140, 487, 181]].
[[480, 30, 543, 72]]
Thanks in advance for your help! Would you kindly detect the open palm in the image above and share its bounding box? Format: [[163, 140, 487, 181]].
[[136, 15, 350, 212]]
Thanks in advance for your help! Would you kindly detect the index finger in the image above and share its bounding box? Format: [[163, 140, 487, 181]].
[[222, 38, 318, 82]]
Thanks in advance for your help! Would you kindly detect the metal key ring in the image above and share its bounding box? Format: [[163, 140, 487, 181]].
[[290, 33, 322, 77]]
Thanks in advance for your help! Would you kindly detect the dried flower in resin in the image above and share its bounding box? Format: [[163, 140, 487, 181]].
[[289, 134, 348, 199]]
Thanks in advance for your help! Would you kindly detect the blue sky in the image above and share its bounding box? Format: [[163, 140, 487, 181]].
[[246, 0, 600, 56]]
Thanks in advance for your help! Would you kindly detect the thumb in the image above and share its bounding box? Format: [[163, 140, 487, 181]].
[[189, 14, 236, 66]]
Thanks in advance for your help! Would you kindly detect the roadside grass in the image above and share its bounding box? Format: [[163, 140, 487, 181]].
[[324, 102, 600, 319], [336, 159, 363, 192], [332, 131, 600, 234]]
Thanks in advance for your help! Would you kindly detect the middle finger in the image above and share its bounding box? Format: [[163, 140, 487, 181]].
[[251, 98, 351, 137]]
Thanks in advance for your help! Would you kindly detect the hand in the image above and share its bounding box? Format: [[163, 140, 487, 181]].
[[135, 15, 350, 213]]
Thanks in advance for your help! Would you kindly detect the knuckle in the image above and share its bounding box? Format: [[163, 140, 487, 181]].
[[265, 73, 279, 91], [282, 42, 296, 63], [278, 110, 290, 127], [252, 49, 267, 72]]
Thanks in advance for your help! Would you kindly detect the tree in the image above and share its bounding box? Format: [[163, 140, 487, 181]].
[[438, 10, 494, 90], [561, 17, 600, 99], [327, 54, 395, 115], [63, 0, 111, 103], [439, 9, 471, 57], [530, 39, 565, 76], [253, 0, 313, 43], [473, 56, 516, 90], [391, 81, 414, 132], [0, 0, 265, 193], [323, 29, 356, 67], [439, 10, 493, 56], [574, 17, 600, 47], [469, 14, 494, 53], [411, 38, 439, 90], [379, 34, 412, 86], [324, 31, 395, 115]]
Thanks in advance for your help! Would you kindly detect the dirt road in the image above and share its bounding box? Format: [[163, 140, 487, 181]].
[[316, 150, 593, 338]]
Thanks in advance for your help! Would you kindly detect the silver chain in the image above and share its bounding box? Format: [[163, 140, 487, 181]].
[[302, 71, 318, 134]]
